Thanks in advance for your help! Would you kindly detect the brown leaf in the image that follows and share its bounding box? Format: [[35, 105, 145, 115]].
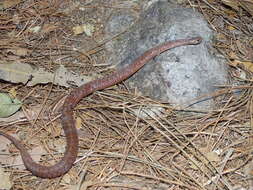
[[0, 136, 11, 163], [221, 0, 240, 11], [7, 47, 30, 57], [3, 0, 21, 9], [41, 23, 59, 34], [221, 0, 253, 16], [0, 168, 13, 190], [230, 60, 253, 73]]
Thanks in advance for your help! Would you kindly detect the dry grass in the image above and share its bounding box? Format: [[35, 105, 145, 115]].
[[0, 0, 253, 189]]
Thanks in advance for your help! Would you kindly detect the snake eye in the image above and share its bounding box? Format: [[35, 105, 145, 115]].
[[197, 37, 202, 43]]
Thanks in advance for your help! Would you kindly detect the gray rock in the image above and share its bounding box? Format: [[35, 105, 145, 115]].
[[105, 0, 228, 110]]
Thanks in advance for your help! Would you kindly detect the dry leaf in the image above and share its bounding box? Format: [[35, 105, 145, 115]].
[[227, 25, 236, 31], [229, 60, 253, 72], [6, 47, 30, 57], [0, 168, 13, 190], [0, 136, 11, 163], [221, 0, 253, 16], [73, 23, 94, 36], [9, 87, 18, 97], [189, 147, 221, 170], [0, 62, 92, 87], [29, 26, 41, 33], [0, 134, 21, 168], [2, 0, 21, 9], [41, 23, 59, 34], [205, 151, 220, 162], [199, 147, 220, 163], [15, 48, 29, 56], [221, 0, 240, 11], [72, 25, 84, 35]]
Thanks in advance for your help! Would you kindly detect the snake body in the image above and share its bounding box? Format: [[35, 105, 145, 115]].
[[0, 37, 202, 178]]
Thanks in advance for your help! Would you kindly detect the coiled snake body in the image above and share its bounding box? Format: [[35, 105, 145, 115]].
[[0, 37, 202, 178]]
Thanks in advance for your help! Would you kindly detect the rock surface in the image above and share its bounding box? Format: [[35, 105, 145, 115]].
[[105, 0, 228, 110]]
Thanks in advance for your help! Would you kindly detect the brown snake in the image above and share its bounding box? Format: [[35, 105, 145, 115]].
[[0, 37, 202, 178]]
